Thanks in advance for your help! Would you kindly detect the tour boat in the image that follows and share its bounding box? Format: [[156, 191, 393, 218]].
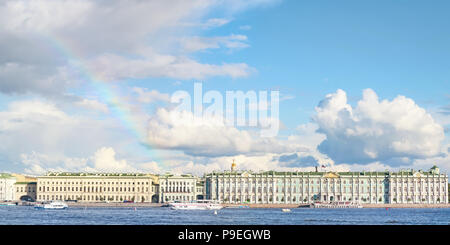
[[0, 203, 17, 206], [34, 201, 68, 210], [309, 201, 362, 208], [169, 200, 223, 210]]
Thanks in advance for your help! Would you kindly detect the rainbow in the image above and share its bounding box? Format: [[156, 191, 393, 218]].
[[42, 35, 165, 171]]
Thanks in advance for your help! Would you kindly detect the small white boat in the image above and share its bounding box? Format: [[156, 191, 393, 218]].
[[0, 203, 17, 206], [34, 201, 68, 210], [169, 200, 223, 210], [282, 208, 291, 212], [309, 201, 362, 208]]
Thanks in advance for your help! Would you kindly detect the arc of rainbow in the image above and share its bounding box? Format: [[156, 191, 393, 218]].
[[42, 35, 166, 172]]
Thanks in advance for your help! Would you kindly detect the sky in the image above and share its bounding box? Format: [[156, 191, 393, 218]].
[[0, 0, 449, 176]]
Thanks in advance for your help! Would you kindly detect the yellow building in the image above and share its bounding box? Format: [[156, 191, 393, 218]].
[[37, 172, 158, 203], [11, 174, 37, 202]]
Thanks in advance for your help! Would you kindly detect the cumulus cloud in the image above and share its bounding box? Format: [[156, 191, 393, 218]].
[[0, 99, 133, 169], [314, 89, 445, 164], [139, 161, 163, 174], [19, 147, 165, 175], [165, 151, 333, 176], [92, 147, 136, 172], [146, 108, 303, 157], [20, 151, 89, 175]]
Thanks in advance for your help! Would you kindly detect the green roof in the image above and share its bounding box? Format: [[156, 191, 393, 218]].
[[45, 172, 151, 177], [15, 182, 36, 185], [0, 173, 13, 178]]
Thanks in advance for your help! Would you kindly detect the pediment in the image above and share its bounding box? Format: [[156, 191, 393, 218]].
[[413, 172, 424, 178], [323, 172, 340, 178]]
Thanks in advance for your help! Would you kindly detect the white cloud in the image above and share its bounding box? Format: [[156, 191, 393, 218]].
[[92, 147, 136, 172], [314, 89, 445, 164], [146, 108, 303, 157], [0, 62, 74, 96], [131, 87, 171, 104], [0, 0, 94, 33], [180, 34, 249, 52], [74, 98, 109, 113], [0, 99, 133, 170], [18, 147, 166, 175], [288, 123, 326, 148], [409, 144, 450, 175], [0, 0, 262, 96], [139, 161, 163, 174], [20, 151, 89, 175], [201, 18, 232, 29], [87, 53, 253, 81]]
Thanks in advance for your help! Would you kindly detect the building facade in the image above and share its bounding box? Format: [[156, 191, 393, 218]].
[[14, 182, 37, 201], [205, 166, 448, 204], [12, 174, 37, 201], [158, 174, 199, 203], [389, 166, 447, 204], [0, 173, 16, 201], [36, 173, 157, 202]]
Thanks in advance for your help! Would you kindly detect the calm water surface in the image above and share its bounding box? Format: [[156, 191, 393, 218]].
[[0, 206, 449, 225]]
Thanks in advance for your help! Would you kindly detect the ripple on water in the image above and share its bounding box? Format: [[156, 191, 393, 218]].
[[0, 206, 449, 225]]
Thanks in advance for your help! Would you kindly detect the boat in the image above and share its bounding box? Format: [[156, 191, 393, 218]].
[[168, 200, 223, 210], [34, 201, 68, 210], [281, 208, 291, 212], [308, 201, 362, 208], [224, 205, 250, 209], [0, 203, 17, 206]]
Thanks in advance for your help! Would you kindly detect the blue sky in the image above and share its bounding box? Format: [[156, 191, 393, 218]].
[[0, 0, 449, 175], [129, 0, 450, 131]]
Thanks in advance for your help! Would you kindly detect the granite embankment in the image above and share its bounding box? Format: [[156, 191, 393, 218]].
[[361, 203, 450, 208], [64, 202, 450, 208], [67, 202, 163, 208]]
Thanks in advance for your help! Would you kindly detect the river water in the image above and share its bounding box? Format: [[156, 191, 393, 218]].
[[0, 206, 448, 225]]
